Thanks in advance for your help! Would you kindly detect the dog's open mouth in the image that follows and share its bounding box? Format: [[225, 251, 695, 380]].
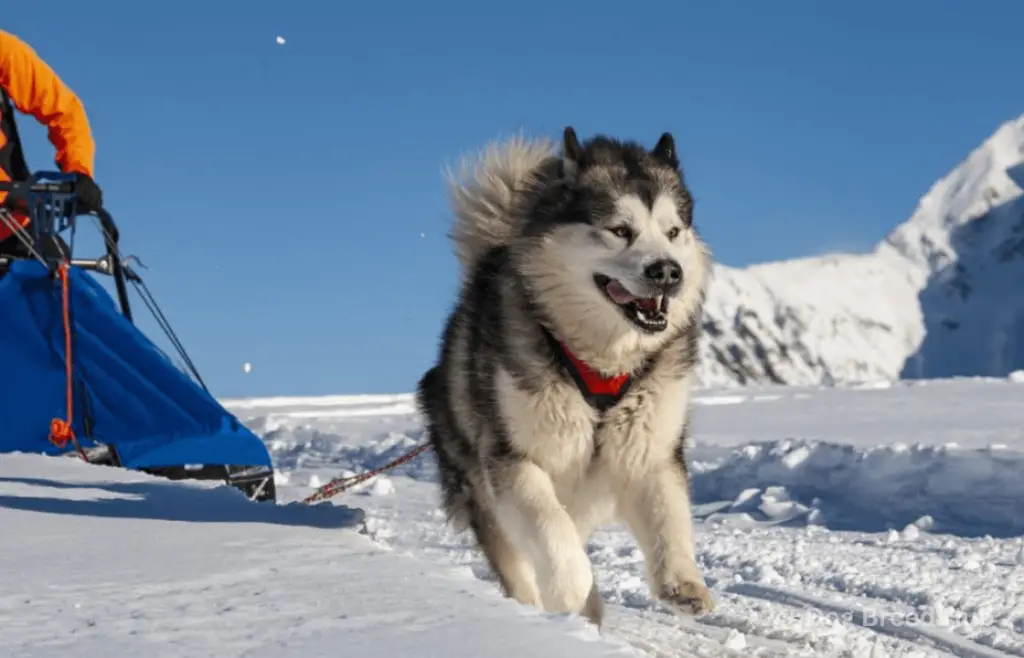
[[594, 274, 669, 332]]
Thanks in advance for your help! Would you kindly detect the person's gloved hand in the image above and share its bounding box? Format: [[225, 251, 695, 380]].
[[74, 173, 103, 213]]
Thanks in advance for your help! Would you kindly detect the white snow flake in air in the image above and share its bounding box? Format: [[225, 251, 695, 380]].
[[276, 36, 286, 45], [242, 362, 252, 374]]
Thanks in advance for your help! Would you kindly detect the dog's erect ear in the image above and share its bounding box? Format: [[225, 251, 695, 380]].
[[651, 132, 679, 168], [562, 126, 583, 178]]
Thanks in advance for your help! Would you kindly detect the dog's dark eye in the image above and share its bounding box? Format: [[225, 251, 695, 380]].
[[609, 226, 633, 240], [667, 227, 681, 241]]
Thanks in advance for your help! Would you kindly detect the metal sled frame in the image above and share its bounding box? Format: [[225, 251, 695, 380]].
[[0, 171, 276, 503]]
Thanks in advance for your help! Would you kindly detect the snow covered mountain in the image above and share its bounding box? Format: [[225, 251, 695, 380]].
[[697, 113, 1024, 387]]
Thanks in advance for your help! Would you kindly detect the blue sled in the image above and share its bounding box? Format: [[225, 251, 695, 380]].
[[0, 172, 275, 502]]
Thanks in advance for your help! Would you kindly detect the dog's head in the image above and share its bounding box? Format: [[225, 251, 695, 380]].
[[514, 127, 711, 370]]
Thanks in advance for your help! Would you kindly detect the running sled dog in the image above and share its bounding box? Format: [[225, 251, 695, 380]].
[[416, 127, 715, 626]]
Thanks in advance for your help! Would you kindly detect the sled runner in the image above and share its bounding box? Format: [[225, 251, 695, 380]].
[[0, 172, 276, 503]]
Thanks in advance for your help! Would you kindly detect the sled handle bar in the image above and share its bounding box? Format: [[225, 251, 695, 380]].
[[0, 181, 75, 194], [0, 175, 121, 243], [0, 172, 76, 196], [0, 171, 132, 322]]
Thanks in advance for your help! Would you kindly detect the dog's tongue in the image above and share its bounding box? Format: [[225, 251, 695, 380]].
[[605, 280, 637, 304]]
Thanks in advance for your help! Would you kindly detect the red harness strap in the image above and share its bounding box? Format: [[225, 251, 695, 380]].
[[559, 344, 631, 398], [544, 330, 634, 411]]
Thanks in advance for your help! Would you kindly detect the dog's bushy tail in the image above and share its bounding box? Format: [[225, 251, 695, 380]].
[[444, 134, 555, 273]]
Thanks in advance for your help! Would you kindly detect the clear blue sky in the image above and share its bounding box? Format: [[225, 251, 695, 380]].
[[6, 0, 1024, 397]]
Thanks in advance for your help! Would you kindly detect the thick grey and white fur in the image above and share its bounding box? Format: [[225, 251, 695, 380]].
[[416, 127, 715, 627]]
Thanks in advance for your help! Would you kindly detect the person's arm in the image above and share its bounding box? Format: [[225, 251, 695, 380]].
[[0, 29, 95, 178]]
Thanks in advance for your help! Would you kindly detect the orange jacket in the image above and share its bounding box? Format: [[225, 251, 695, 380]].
[[0, 29, 96, 241]]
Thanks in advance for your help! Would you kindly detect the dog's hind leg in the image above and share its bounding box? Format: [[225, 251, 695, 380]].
[[491, 460, 595, 616], [468, 499, 541, 607]]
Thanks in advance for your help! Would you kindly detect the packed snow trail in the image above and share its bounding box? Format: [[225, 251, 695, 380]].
[[0, 455, 642, 658], [227, 377, 1024, 658]]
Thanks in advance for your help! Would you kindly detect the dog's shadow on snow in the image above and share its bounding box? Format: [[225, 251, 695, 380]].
[[0, 475, 365, 530]]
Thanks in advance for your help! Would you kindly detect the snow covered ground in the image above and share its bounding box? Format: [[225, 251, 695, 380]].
[[0, 455, 632, 658], [3, 376, 1023, 657]]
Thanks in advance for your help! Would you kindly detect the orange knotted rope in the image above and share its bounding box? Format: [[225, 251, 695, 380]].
[[49, 262, 87, 460]]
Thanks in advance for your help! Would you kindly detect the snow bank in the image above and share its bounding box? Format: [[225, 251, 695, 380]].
[[244, 379, 1024, 540], [691, 439, 1024, 537], [264, 425, 434, 482], [0, 453, 638, 657], [265, 422, 1024, 539]]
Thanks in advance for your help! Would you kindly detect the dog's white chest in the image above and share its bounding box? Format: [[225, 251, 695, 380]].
[[595, 378, 691, 477], [495, 369, 597, 475]]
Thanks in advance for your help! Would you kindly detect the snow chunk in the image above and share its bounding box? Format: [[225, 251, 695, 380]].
[[723, 629, 747, 650], [900, 523, 921, 541], [362, 475, 395, 496], [693, 439, 1024, 537]]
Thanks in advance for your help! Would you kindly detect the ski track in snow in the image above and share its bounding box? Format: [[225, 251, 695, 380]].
[[219, 378, 1024, 658]]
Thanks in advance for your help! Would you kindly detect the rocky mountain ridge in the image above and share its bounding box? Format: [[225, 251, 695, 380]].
[[696, 113, 1024, 387]]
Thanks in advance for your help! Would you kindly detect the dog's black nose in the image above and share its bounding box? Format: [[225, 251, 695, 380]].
[[644, 259, 682, 290]]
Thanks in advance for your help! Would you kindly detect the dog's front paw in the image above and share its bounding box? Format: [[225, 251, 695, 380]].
[[541, 549, 594, 614], [657, 574, 715, 616]]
